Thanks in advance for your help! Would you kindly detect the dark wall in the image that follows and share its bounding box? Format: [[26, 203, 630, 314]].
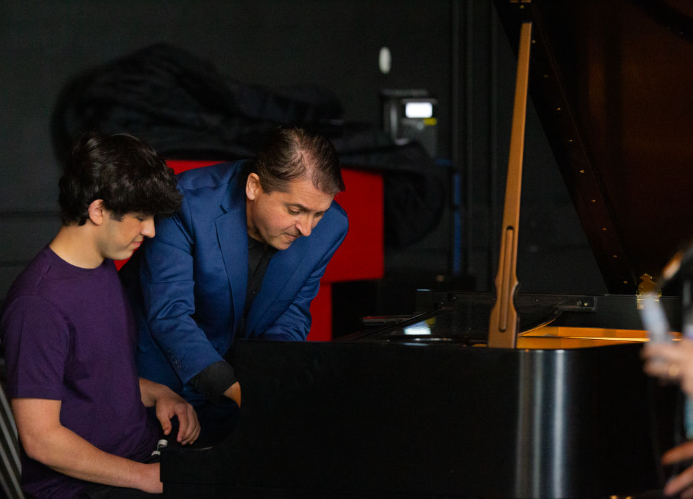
[[0, 0, 454, 296], [0, 0, 606, 311]]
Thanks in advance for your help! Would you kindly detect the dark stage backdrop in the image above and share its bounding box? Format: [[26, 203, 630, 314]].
[[0, 0, 605, 315]]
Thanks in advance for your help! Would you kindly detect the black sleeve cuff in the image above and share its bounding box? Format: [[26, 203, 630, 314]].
[[191, 361, 237, 404]]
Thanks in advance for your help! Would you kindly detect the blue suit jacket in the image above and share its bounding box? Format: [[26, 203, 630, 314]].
[[129, 161, 348, 405]]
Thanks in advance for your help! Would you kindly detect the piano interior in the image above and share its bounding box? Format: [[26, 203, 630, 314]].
[[161, 0, 693, 497]]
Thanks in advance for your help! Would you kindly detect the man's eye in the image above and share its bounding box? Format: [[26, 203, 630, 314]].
[[288, 209, 300, 215]]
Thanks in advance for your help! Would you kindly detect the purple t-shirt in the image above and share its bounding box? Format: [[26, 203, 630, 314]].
[[0, 246, 159, 499]]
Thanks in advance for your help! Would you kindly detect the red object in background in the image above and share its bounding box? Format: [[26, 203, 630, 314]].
[[309, 168, 384, 341], [117, 160, 384, 341], [166, 160, 220, 174]]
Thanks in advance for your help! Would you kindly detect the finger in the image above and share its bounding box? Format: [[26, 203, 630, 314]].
[[643, 343, 677, 362], [650, 342, 693, 364], [644, 360, 679, 381], [177, 403, 201, 444], [175, 404, 190, 443], [663, 441, 693, 465], [191, 418, 201, 443], [179, 405, 196, 444], [157, 409, 173, 436], [184, 407, 201, 445], [643, 360, 667, 377], [665, 465, 693, 497], [189, 406, 200, 442]]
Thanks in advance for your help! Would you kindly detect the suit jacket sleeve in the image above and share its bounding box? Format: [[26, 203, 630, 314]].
[[138, 194, 225, 385]]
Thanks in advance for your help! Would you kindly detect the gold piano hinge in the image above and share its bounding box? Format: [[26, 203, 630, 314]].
[[636, 273, 660, 310]]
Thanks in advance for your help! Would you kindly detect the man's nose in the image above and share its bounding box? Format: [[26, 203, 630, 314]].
[[296, 216, 312, 237]]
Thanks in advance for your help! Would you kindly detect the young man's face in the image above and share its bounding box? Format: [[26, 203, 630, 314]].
[[97, 211, 155, 260], [245, 174, 334, 250]]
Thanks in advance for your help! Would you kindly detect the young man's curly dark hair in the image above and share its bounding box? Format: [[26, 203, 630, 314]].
[[58, 132, 183, 226]]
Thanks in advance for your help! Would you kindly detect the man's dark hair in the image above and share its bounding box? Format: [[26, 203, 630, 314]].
[[243, 127, 344, 195], [59, 132, 183, 226]]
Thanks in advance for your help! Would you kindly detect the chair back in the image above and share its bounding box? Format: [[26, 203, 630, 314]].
[[0, 381, 24, 499]]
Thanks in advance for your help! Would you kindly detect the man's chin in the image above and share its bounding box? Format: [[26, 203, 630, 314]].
[[272, 240, 294, 251]]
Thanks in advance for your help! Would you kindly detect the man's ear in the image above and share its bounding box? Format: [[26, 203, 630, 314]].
[[87, 199, 106, 226], [246, 173, 262, 201]]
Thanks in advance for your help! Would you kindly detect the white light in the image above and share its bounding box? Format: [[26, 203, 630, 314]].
[[403, 323, 432, 335], [379, 47, 391, 74], [405, 102, 433, 118]]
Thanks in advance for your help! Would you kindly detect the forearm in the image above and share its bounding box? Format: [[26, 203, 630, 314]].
[[21, 421, 159, 492]]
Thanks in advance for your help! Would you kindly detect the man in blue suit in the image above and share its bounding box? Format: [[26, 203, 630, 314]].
[[124, 127, 347, 443]]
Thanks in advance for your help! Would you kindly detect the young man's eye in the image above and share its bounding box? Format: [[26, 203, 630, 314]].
[[288, 208, 300, 215]]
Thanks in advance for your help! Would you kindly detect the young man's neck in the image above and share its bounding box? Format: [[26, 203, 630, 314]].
[[49, 224, 104, 269]]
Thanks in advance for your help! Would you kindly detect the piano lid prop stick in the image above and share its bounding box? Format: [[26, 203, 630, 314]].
[[488, 19, 533, 349]]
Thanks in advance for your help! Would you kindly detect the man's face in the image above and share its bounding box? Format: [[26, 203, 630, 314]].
[[97, 211, 155, 260], [246, 174, 334, 250]]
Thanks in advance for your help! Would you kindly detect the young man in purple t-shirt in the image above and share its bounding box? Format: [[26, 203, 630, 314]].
[[0, 132, 199, 498]]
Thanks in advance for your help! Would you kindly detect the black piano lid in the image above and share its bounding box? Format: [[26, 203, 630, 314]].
[[494, 0, 693, 294]]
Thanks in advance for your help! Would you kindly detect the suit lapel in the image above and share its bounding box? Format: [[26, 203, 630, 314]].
[[216, 183, 248, 335]]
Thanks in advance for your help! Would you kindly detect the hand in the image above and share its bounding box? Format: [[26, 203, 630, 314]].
[[662, 441, 693, 498], [154, 391, 201, 445], [643, 339, 693, 396], [224, 381, 241, 407]]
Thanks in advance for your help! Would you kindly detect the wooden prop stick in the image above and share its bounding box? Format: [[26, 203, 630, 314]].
[[488, 20, 532, 349]]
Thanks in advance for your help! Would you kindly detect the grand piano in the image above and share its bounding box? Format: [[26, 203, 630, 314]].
[[161, 0, 693, 497]]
